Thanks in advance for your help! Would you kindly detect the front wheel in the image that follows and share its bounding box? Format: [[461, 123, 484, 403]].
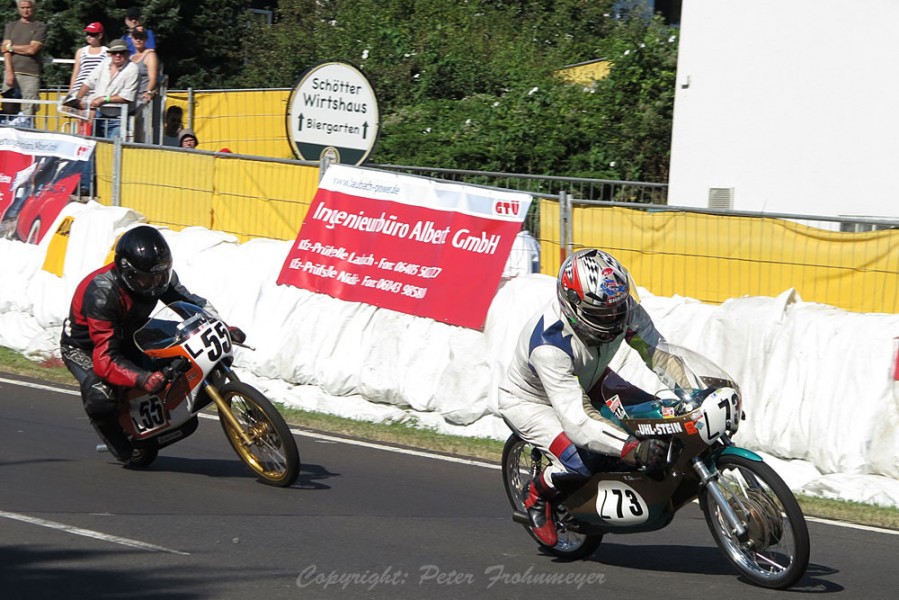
[[217, 382, 300, 487], [701, 455, 810, 589], [502, 434, 603, 560]]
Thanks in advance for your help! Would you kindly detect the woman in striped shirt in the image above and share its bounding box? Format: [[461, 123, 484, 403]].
[[68, 22, 107, 134]]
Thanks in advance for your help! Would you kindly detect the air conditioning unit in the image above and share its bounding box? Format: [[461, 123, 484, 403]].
[[708, 188, 734, 210]]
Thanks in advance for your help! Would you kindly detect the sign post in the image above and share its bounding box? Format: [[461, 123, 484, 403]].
[[286, 62, 380, 166]]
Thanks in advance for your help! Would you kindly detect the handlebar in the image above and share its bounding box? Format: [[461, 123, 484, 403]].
[[162, 356, 189, 380]]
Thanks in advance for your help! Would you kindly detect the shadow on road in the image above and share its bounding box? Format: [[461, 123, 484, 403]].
[[294, 462, 341, 490], [121, 456, 341, 491], [0, 545, 205, 600], [585, 542, 843, 593]]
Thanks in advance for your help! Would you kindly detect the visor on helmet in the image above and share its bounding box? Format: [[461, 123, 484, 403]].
[[119, 257, 172, 297], [574, 298, 630, 342]]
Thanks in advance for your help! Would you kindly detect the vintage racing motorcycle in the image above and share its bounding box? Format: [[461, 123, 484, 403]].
[[502, 343, 810, 589], [113, 301, 300, 487]]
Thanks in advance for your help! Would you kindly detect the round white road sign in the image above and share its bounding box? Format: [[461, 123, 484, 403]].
[[286, 62, 380, 165]]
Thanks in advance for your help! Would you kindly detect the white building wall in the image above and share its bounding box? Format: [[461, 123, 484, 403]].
[[668, 0, 899, 219]]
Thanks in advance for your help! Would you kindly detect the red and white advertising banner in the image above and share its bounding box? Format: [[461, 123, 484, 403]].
[[0, 128, 95, 243], [277, 165, 532, 329]]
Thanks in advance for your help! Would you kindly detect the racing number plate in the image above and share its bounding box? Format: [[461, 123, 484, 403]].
[[594, 481, 650, 525], [129, 395, 169, 434]]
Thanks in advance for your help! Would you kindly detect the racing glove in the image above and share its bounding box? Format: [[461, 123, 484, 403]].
[[138, 370, 167, 394], [621, 436, 669, 470], [228, 326, 247, 344]]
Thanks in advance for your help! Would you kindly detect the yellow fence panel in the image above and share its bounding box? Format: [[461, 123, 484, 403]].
[[184, 90, 292, 159], [210, 158, 320, 241], [102, 144, 319, 243], [539, 198, 563, 277], [571, 206, 899, 314], [119, 146, 215, 230]]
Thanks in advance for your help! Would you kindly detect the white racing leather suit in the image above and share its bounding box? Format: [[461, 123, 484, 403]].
[[498, 296, 664, 476]]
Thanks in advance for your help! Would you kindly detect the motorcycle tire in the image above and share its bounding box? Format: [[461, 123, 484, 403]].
[[126, 446, 158, 468], [502, 433, 603, 560], [217, 381, 300, 487], [700, 454, 810, 589]]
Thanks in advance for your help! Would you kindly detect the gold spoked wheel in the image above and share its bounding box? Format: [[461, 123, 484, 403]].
[[217, 382, 300, 487]]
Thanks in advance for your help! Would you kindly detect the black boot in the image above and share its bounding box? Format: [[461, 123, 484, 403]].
[[91, 419, 133, 463]]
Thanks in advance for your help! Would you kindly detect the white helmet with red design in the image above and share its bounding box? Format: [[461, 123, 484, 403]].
[[558, 249, 634, 344]]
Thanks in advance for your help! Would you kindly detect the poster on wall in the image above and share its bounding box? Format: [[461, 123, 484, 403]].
[[277, 165, 532, 329], [0, 128, 95, 244]]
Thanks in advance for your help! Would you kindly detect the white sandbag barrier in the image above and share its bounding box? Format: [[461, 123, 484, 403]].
[[2, 202, 898, 508]]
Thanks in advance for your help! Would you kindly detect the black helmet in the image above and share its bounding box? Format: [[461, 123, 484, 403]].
[[114, 226, 173, 298]]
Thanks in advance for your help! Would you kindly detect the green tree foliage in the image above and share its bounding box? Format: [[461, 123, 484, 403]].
[[237, 0, 324, 89], [237, 0, 677, 183], [357, 1, 678, 183]]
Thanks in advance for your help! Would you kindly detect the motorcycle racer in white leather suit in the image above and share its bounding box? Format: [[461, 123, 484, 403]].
[[499, 249, 672, 546]]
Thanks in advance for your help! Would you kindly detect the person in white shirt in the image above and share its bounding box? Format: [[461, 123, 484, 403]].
[[74, 38, 138, 139]]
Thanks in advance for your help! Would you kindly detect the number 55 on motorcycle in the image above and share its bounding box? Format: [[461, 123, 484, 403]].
[[120, 301, 300, 487], [502, 343, 810, 589]]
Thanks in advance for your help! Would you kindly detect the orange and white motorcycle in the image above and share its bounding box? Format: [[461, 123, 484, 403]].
[[113, 301, 300, 487]]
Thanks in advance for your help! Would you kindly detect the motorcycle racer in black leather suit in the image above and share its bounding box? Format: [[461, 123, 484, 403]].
[[60, 225, 245, 462]]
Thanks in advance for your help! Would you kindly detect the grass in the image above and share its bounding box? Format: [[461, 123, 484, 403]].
[[3, 346, 897, 531]]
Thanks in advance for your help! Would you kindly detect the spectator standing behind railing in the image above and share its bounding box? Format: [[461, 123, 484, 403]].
[[67, 22, 107, 135], [178, 128, 198, 148], [123, 6, 155, 54], [129, 26, 158, 142], [162, 106, 184, 148], [162, 105, 183, 146], [2, 0, 46, 121], [74, 38, 138, 140]]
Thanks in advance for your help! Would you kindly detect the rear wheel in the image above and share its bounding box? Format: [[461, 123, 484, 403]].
[[502, 434, 603, 560], [217, 382, 300, 487], [701, 455, 810, 589]]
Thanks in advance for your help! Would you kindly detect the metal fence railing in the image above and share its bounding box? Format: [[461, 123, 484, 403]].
[[369, 163, 669, 204]]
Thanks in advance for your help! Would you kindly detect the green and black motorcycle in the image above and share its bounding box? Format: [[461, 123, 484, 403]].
[[502, 343, 810, 589]]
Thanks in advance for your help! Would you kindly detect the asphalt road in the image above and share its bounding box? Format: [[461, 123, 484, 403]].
[[2, 374, 898, 599]]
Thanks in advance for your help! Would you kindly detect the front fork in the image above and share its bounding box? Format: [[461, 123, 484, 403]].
[[691, 452, 749, 541], [203, 366, 254, 447]]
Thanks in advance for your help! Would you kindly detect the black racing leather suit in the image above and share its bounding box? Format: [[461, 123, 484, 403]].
[[60, 262, 208, 459]]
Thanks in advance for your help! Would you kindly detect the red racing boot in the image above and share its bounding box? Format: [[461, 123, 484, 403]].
[[524, 476, 559, 546]]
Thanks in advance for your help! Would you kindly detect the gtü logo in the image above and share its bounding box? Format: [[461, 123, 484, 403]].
[[495, 200, 520, 216]]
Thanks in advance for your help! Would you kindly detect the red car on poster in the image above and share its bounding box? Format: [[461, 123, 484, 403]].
[[1, 128, 94, 245], [15, 171, 82, 243], [0, 155, 82, 244]]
